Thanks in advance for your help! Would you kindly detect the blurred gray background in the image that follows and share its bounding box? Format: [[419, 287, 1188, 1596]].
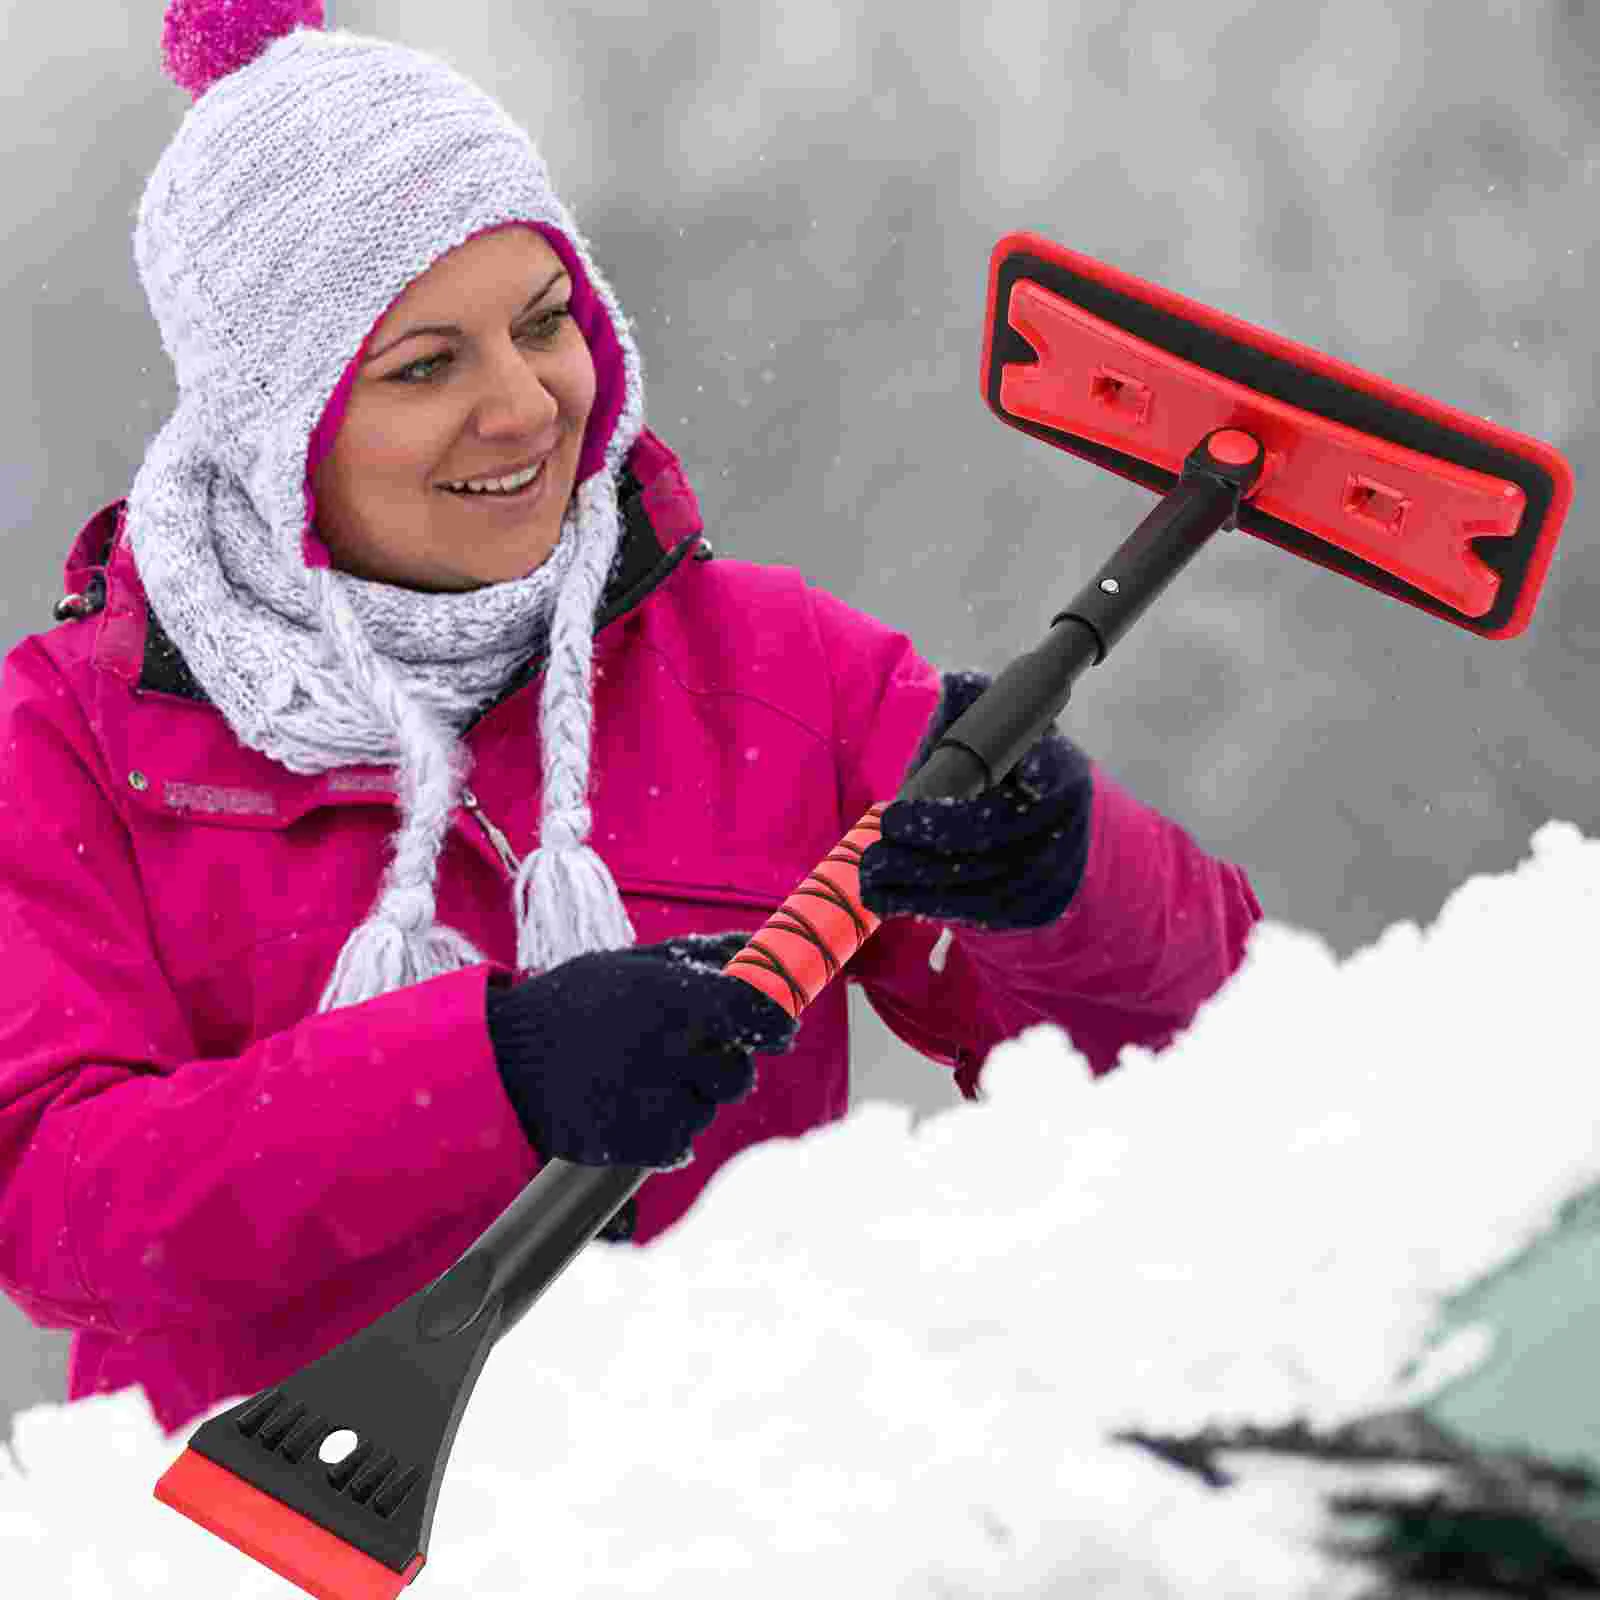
[[2, 0, 1594, 1436]]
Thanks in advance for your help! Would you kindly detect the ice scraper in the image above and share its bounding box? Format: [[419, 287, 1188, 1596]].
[[152, 230, 1577, 1598]]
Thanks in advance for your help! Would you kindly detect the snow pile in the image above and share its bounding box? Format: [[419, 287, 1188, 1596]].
[[3, 819, 1597, 1598]]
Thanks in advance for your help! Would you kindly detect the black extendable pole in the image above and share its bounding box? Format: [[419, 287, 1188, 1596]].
[[415, 428, 1267, 1348]]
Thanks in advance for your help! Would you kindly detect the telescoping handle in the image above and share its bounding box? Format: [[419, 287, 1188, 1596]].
[[413, 433, 1262, 1350]]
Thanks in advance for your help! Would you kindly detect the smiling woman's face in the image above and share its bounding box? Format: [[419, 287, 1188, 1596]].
[[310, 227, 596, 592]]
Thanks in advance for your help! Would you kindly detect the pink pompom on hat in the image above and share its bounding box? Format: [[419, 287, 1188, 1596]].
[[161, 0, 326, 100]]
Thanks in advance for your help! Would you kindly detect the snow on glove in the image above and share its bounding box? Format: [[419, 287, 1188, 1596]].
[[485, 931, 798, 1172], [857, 669, 1094, 931]]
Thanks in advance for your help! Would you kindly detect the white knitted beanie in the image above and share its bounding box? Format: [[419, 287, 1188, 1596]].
[[127, 0, 648, 1010]]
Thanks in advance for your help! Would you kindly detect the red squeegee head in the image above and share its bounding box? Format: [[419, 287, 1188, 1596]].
[[980, 231, 1576, 639]]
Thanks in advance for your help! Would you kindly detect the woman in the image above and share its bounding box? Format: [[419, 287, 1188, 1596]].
[[0, 0, 1263, 1440]]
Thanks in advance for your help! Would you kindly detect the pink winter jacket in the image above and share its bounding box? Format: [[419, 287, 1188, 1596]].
[[0, 428, 1262, 1438]]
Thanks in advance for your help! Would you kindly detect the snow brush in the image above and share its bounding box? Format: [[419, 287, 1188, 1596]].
[[153, 230, 1577, 1598]]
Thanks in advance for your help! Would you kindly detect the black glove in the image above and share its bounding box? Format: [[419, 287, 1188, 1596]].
[[858, 670, 1095, 931], [485, 932, 797, 1171]]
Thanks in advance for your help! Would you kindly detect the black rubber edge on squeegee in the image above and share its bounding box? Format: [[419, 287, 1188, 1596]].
[[987, 249, 1558, 637]]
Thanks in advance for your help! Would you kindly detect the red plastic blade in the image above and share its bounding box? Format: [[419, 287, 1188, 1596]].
[[154, 1447, 425, 1600]]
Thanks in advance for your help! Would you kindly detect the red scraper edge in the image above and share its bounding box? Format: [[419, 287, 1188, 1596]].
[[155, 1448, 425, 1600]]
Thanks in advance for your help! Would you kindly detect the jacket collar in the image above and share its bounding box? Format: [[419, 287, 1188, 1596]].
[[57, 429, 713, 728]]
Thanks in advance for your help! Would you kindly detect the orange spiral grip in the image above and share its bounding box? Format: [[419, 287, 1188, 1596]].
[[723, 802, 889, 1017]]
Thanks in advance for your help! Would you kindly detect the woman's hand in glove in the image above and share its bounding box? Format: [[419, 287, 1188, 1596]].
[[485, 932, 797, 1171], [857, 670, 1094, 932]]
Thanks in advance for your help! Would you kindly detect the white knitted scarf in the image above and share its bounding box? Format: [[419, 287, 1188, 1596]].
[[126, 22, 645, 1012]]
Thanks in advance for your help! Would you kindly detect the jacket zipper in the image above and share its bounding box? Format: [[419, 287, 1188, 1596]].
[[460, 788, 523, 880]]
